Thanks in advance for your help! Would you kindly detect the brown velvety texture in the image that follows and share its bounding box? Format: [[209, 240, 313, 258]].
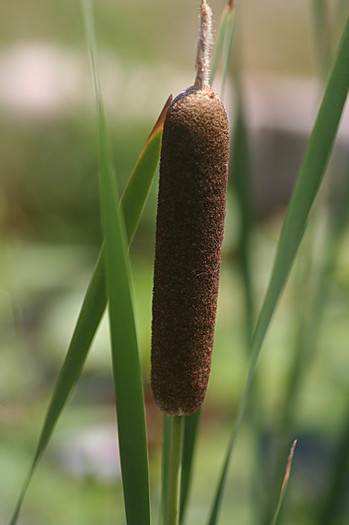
[[151, 86, 230, 415]]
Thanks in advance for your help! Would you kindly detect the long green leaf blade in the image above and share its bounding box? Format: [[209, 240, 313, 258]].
[[220, 4, 236, 98], [312, 0, 331, 80], [318, 403, 349, 524], [83, 1, 150, 523], [232, 98, 254, 342], [159, 415, 173, 525], [8, 42, 169, 525], [208, 15, 349, 525], [9, 104, 167, 525]]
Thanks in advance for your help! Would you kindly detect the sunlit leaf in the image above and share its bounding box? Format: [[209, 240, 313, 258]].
[[83, 0, 150, 522]]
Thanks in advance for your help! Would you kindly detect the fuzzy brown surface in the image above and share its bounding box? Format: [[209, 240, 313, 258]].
[[151, 86, 230, 415]]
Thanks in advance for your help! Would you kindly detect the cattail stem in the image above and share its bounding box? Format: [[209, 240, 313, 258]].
[[166, 416, 184, 525], [194, 0, 213, 89]]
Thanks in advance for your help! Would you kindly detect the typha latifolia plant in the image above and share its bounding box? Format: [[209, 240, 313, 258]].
[[7, 0, 349, 524]]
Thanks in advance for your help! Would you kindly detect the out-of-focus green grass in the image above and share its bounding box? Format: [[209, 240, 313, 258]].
[[1, 0, 347, 245]]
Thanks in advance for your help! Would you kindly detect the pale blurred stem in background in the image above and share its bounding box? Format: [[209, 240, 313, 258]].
[[230, 12, 268, 524], [312, 0, 331, 82], [281, 0, 332, 430], [318, 403, 349, 524]]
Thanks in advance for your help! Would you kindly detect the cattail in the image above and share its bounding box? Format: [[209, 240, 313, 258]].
[[151, 0, 230, 415]]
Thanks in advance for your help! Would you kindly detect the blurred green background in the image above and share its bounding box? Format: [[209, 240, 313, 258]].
[[1, 0, 349, 523]]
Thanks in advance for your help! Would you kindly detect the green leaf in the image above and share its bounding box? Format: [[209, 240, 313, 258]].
[[180, 410, 202, 524], [312, 0, 331, 80], [83, 0, 150, 522], [8, 32, 170, 525], [318, 404, 349, 524], [208, 15, 349, 525], [232, 98, 254, 343]]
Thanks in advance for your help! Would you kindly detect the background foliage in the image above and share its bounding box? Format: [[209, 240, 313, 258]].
[[1, 1, 349, 524]]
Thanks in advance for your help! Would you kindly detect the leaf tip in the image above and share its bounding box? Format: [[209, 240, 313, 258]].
[[146, 94, 172, 144]]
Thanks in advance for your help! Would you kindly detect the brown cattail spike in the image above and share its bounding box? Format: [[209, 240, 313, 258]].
[[151, 0, 230, 415]]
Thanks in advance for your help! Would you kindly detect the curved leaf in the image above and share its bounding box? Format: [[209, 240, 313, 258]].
[[83, 0, 151, 521]]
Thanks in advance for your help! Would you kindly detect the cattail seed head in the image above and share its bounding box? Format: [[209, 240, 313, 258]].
[[151, 84, 230, 415]]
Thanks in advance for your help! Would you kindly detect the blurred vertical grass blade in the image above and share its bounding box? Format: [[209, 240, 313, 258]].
[[207, 16, 349, 525], [332, 166, 349, 235], [180, 410, 202, 524], [210, 5, 229, 84], [232, 80, 268, 523], [210, 0, 236, 95], [335, 0, 349, 29], [8, 32, 169, 525], [313, 0, 331, 79], [274, 175, 349, 525], [283, 167, 349, 412], [270, 440, 297, 525], [232, 95, 254, 341], [265, 2, 334, 517], [83, 1, 150, 523], [220, 1, 236, 97], [318, 404, 349, 524]]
